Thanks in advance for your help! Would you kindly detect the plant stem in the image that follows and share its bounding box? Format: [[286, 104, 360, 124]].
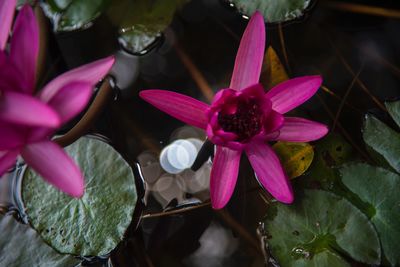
[[174, 42, 214, 102], [322, 1, 400, 19]]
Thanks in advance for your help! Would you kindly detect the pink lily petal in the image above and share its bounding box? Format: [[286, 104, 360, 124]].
[[272, 117, 328, 142], [266, 76, 322, 114], [0, 91, 60, 127], [245, 141, 293, 203], [140, 90, 209, 129], [39, 56, 115, 103], [47, 81, 93, 124], [0, 122, 24, 150], [229, 11, 265, 90], [27, 127, 52, 144], [264, 110, 284, 134], [21, 141, 84, 197], [10, 4, 39, 94], [210, 146, 241, 209], [0, 0, 16, 50], [0, 150, 18, 177], [0, 52, 23, 92]]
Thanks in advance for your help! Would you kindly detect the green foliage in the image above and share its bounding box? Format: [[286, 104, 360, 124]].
[[340, 164, 400, 266], [0, 214, 79, 266], [22, 137, 138, 256], [363, 114, 400, 173], [43, 0, 110, 31], [263, 190, 381, 267], [299, 134, 354, 191], [386, 101, 400, 128], [229, 0, 312, 23]]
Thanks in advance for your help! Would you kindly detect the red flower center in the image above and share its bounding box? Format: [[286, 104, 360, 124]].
[[218, 100, 262, 141]]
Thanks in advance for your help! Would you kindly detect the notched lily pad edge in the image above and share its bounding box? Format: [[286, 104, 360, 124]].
[[262, 189, 381, 266]]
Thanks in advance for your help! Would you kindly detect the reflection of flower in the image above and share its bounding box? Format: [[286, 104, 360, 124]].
[[140, 12, 328, 209], [0, 2, 114, 197]]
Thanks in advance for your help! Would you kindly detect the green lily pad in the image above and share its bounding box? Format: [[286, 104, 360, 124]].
[[363, 114, 400, 173], [42, 0, 110, 32], [0, 214, 80, 266], [229, 0, 312, 23], [263, 190, 381, 267], [386, 101, 400, 128], [42, 0, 187, 53], [272, 142, 314, 179], [340, 163, 400, 266], [22, 137, 138, 256]]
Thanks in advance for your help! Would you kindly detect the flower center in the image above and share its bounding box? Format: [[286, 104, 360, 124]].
[[218, 100, 262, 141]]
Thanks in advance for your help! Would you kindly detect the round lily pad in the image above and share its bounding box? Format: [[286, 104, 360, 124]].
[[228, 0, 312, 23], [340, 163, 400, 266], [22, 137, 138, 256], [263, 190, 381, 267], [0, 214, 80, 266]]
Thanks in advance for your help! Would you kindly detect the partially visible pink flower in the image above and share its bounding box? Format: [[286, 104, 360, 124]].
[[0, 2, 115, 197], [140, 12, 328, 209]]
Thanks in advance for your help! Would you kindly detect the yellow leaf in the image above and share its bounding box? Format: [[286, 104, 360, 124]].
[[260, 46, 289, 89], [272, 142, 314, 179]]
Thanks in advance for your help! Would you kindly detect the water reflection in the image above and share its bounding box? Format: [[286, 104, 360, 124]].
[[184, 222, 239, 267], [137, 126, 211, 208]]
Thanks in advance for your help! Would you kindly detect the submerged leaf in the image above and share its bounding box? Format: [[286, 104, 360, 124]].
[[272, 142, 314, 179], [261, 46, 289, 89], [300, 134, 354, 190], [229, 0, 312, 23], [363, 114, 400, 173], [0, 214, 80, 266], [263, 190, 381, 267], [22, 137, 138, 256], [340, 163, 400, 266]]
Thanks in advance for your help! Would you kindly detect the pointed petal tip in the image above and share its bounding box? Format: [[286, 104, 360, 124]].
[[40, 55, 116, 102], [275, 191, 294, 204], [61, 171, 85, 198], [100, 55, 116, 70], [309, 75, 323, 87], [139, 89, 209, 129], [252, 11, 264, 22], [10, 3, 39, 94], [69, 184, 85, 198], [139, 89, 153, 100], [21, 141, 85, 199], [0, 0, 17, 50], [229, 9, 266, 90], [211, 199, 226, 210]]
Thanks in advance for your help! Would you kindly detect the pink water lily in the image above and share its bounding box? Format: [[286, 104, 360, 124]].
[[140, 12, 328, 209], [0, 2, 115, 197]]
